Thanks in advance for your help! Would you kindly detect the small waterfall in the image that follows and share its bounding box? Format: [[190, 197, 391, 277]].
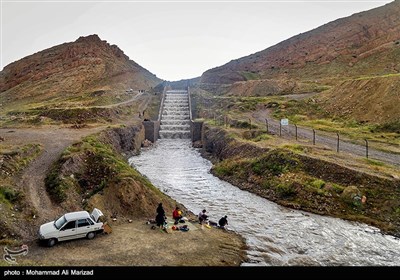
[[159, 90, 191, 139]]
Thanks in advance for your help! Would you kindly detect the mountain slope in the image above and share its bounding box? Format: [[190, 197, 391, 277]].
[[201, 1, 400, 84], [319, 75, 400, 124], [0, 34, 161, 110]]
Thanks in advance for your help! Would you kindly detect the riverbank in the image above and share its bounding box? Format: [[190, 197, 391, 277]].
[[15, 220, 246, 266], [201, 124, 400, 237], [0, 123, 246, 266]]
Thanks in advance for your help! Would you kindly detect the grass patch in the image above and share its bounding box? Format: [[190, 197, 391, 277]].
[[213, 158, 249, 178], [214, 149, 300, 179], [310, 179, 325, 189], [372, 120, 400, 134], [271, 98, 400, 148], [242, 130, 268, 140], [44, 166, 72, 202], [252, 133, 272, 142], [0, 186, 22, 204], [281, 144, 307, 153], [330, 183, 345, 194], [45, 134, 162, 202], [276, 182, 297, 198], [272, 99, 329, 121], [229, 119, 258, 130], [364, 158, 386, 167], [0, 144, 42, 177], [251, 150, 301, 176]]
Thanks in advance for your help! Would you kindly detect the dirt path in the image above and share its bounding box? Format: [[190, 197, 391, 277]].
[[0, 91, 154, 226], [98, 92, 143, 108], [249, 109, 400, 167], [1, 126, 106, 222], [12, 220, 245, 266]]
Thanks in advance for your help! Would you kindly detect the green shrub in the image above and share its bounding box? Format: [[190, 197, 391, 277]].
[[311, 179, 325, 189], [0, 186, 22, 203], [372, 120, 400, 134], [276, 183, 297, 198], [45, 164, 69, 202]]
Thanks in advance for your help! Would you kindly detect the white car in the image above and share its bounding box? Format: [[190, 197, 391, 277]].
[[39, 208, 104, 247]]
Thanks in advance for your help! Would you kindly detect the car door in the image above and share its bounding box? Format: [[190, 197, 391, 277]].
[[76, 218, 93, 238], [58, 220, 77, 241]]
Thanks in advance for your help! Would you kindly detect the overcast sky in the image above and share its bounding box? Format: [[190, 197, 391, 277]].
[[1, 0, 393, 81]]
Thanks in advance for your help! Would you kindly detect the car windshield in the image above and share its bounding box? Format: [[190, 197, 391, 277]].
[[54, 215, 67, 230]]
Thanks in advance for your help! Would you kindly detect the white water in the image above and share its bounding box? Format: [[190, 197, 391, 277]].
[[129, 139, 400, 266], [159, 91, 191, 139]]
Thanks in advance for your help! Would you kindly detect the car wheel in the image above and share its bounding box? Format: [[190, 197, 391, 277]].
[[47, 238, 57, 247], [86, 232, 96, 240]]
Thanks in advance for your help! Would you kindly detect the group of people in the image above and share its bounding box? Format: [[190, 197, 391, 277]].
[[198, 209, 229, 229], [155, 203, 185, 229], [155, 203, 229, 230]]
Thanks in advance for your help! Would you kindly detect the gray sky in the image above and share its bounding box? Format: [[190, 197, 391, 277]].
[[1, 0, 393, 81]]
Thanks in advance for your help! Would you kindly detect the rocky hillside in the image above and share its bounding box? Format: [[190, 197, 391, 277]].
[[319, 75, 400, 124], [201, 1, 400, 84], [0, 34, 161, 109]]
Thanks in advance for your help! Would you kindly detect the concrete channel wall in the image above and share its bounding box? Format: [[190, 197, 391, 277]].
[[188, 85, 203, 143], [143, 120, 160, 143], [143, 84, 203, 143], [142, 84, 167, 142]]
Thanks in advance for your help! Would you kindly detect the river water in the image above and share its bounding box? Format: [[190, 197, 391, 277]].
[[129, 139, 400, 266]]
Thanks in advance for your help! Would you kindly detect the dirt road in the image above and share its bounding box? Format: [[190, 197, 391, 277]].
[[1, 126, 106, 223], [250, 109, 400, 167]]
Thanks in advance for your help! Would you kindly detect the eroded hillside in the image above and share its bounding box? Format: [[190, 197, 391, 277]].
[[0, 34, 162, 114], [201, 1, 400, 84]]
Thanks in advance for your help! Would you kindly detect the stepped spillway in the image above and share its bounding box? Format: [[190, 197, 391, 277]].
[[159, 90, 191, 139]]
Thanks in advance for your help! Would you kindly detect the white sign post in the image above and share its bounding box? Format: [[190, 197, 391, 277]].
[[280, 118, 289, 136]]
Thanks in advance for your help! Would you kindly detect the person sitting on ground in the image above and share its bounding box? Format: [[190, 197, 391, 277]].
[[198, 209, 208, 224], [172, 206, 183, 225], [218, 215, 228, 229], [155, 203, 166, 229]]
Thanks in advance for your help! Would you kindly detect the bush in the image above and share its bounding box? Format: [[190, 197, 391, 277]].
[[0, 187, 22, 203], [276, 183, 297, 198], [373, 120, 400, 134], [310, 179, 325, 189], [45, 164, 69, 202]]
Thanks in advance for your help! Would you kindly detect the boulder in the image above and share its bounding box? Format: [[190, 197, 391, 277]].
[[341, 185, 362, 206]]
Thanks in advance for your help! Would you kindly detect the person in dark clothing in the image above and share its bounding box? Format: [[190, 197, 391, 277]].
[[156, 203, 166, 229], [156, 203, 165, 216], [218, 215, 228, 229]]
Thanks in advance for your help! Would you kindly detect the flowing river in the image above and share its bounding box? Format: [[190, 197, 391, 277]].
[[129, 139, 400, 266]]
